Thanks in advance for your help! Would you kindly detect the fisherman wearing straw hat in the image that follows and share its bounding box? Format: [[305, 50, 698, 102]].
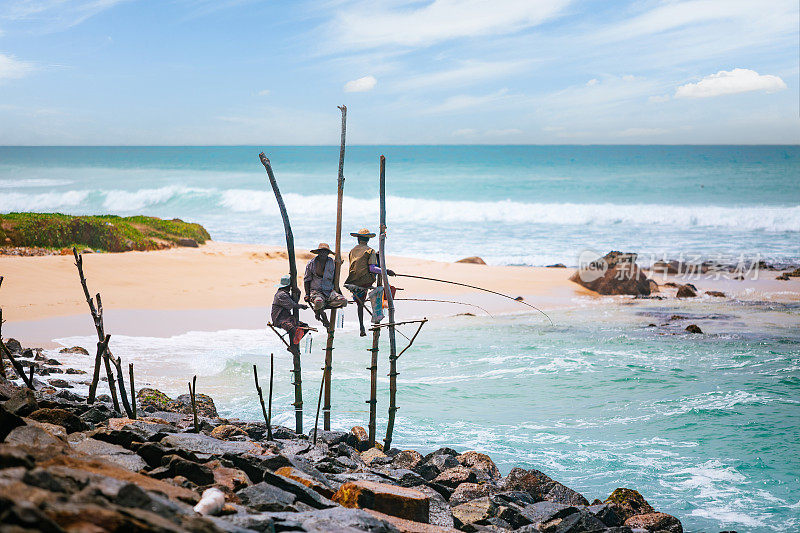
[[271, 274, 310, 348], [304, 242, 347, 328], [344, 228, 395, 336]]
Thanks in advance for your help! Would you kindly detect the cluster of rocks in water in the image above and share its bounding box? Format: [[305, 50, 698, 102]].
[[0, 342, 687, 533]]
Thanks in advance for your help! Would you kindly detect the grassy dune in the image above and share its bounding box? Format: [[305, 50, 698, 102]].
[[0, 213, 210, 252]]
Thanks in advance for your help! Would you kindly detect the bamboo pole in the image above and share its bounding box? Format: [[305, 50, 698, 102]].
[[129, 363, 137, 419], [73, 248, 120, 410], [323, 105, 347, 431], [260, 153, 303, 434], [313, 364, 325, 445], [0, 307, 6, 380], [378, 155, 399, 451], [112, 354, 134, 418], [367, 327, 380, 446]]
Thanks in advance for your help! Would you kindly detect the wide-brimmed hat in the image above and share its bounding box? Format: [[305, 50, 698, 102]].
[[350, 228, 376, 239], [275, 274, 291, 288], [311, 243, 333, 254]]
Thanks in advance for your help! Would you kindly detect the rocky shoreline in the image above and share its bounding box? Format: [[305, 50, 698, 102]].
[[0, 340, 689, 533]]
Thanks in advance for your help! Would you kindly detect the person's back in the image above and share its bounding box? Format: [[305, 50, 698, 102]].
[[346, 242, 377, 288]]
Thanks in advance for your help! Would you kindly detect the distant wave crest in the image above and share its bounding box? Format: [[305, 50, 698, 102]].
[[220, 190, 800, 232], [3, 187, 799, 233]]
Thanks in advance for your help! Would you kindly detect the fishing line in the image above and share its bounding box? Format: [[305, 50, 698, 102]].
[[394, 273, 554, 326], [394, 298, 494, 318]]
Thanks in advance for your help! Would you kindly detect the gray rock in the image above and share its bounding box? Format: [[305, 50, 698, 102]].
[[5, 424, 67, 450], [4, 388, 38, 417], [71, 438, 147, 472], [150, 455, 214, 485], [416, 453, 460, 481], [161, 432, 261, 456], [545, 480, 590, 506], [0, 403, 26, 440], [237, 481, 298, 511], [80, 404, 116, 425], [0, 445, 35, 470], [136, 442, 170, 469], [416, 483, 455, 528], [265, 507, 400, 533], [262, 469, 336, 509], [586, 503, 624, 527], [4, 338, 22, 354]]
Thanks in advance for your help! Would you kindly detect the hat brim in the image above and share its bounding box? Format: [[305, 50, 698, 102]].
[[350, 232, 376, 238], [275, 282, 290, 288], [311, 248, 332, 254]]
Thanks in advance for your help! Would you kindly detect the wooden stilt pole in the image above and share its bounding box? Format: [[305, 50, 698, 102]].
[[0, 277, 5, 379], [378, 155, 399, 451], [260, 153, 303, 434], [0, 340, 34, 389], [313, 365, 325, 445], [323, 105, 347, 431], [367, 327, 380, 447]]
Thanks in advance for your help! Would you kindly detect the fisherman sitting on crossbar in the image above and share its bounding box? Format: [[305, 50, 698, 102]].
[[271, 274, 310, 349], [344, 228, 395, 336], [304, 243, 347, 328]]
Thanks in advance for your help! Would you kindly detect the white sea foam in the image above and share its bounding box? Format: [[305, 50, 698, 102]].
[[0, 178, 73, 188], [102, 186, 210, 211], [219, 191, 800, 231], [1, 190, 90, 211]]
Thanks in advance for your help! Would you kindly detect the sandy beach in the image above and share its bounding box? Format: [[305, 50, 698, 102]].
[[0, 241, 584, 320]]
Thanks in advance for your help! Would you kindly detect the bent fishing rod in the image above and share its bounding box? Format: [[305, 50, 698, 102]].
[[393, 273, 554, 326]]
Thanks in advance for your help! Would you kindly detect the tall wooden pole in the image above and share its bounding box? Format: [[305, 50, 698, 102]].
[[367, 327, 380, 446], [260, 153, 303, 434], [323, 105, 347, 431], [378, 155, 399, 451]]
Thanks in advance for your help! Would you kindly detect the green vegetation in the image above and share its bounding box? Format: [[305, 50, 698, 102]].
[[0, 213, 211, 252]]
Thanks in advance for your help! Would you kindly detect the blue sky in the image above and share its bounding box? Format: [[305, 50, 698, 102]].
[[0, 0, 798, 145]]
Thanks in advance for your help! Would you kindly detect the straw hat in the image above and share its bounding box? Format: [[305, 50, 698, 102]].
[[311, 243, 333, 254], [275, 274, 291, 288], [350, 228, 376, 239]]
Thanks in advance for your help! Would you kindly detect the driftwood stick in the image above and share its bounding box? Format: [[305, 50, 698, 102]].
[[188, 375, 199, 433], [112, 354, 134, 418], [396, 319, 427, 359], [378, 155, 399, 451], [73, 248, 120, 410], [129, 363, 137, 419], [260, 153, 303, 434], [28, 361, 34, 385], [96, 294, 120, 411], [367, 327, 380, 447], [0, 340, 34, 389], [313, 365, 325, 445], [268, 353, 274, 440], [87, 335, 109, 403], [254, 362, 272, 440]]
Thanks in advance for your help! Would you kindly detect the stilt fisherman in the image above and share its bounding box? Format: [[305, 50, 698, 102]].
[[271, 274, 310, 350], [344, 228, 395, 336], [304, 243, 348, 328]]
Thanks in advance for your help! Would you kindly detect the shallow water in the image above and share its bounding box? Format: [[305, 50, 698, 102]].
[[50, 296, 800, 533]]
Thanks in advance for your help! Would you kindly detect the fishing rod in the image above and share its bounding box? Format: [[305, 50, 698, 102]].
[[394, 273, 554, 326], [394, 298, 494, 318]]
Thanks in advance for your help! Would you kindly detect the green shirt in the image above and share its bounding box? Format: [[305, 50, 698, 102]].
[[345, 243, 378, 287]]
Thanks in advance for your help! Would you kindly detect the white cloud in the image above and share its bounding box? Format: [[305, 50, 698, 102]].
[[675, 68, 787, 99], [615, 127, 667, 137], [344, 75, 377, 92], [330, 0, 571, 50], [429, 88, 511, 113], [394, 60, 529, 91], [648, 94, 671, 103], [452, 128, 477, 137], [586, 78, 598, 86], [257, 89, 270, 96], [0, 53, 35, 81], [486, 128, 523, 136]]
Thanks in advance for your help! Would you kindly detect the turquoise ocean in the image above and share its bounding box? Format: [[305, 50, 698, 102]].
[[2, 146, 800, 532]]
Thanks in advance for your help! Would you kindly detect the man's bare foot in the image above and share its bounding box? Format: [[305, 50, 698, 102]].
[[360, 329, 367, 337]]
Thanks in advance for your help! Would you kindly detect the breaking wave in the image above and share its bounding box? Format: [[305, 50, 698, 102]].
[[3, 186, 800, 233]]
